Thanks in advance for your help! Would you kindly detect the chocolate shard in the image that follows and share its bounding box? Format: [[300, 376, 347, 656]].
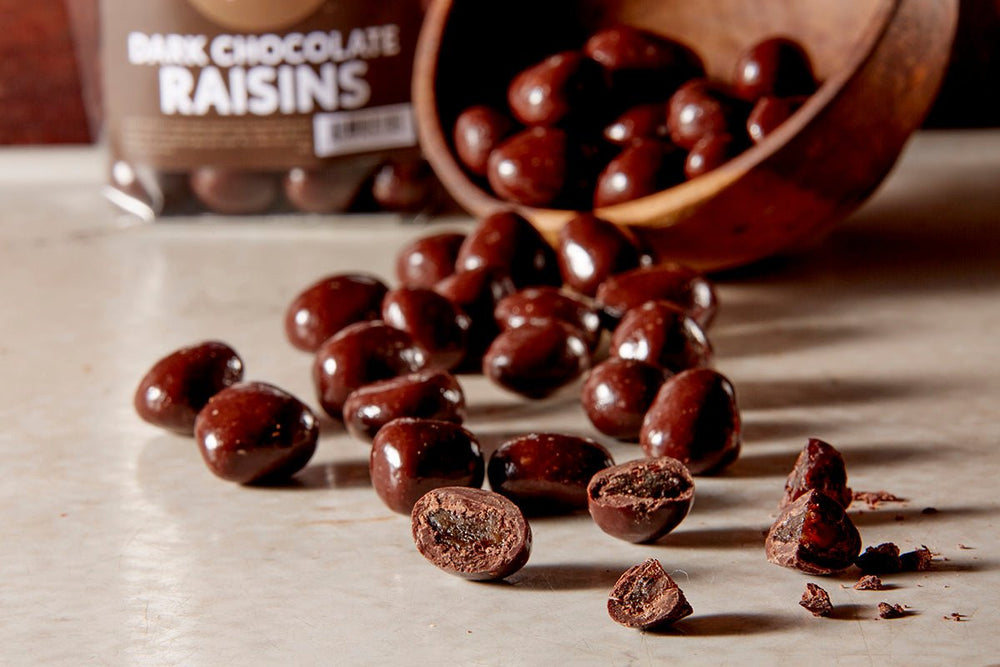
[[900, 546, 934, 571], [780, 438, 852, 510], [765, 489, 862, 575], [878, 602, 907, 619], [853, 575, 885, 591], [608, 558, 693, 630], [799, 583, 833, 617]]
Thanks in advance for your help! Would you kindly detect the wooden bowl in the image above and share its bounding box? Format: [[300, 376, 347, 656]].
[[413, 0, 958, 271]]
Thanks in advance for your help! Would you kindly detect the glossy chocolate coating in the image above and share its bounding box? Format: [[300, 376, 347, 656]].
[[134, 340, 244, 435], [667, 80, 747, 150], [487, 126, 571, 208], [371, 158, 435, 212], [382, 287, 471, 371], [595, 263, 718, 329], [603, 102, 669, 145], [556, 213, 641, 296], [312, 321, 429, 419], [487, 433, 614, 514], [283, 166, 366, 213], [189, 168, 278, 214], [453, 105, 515, 177], [508, 50, 605, 126], [594, 139, 682, 207], [370, 418, 484, 514], [765, 489, 862, 575], [395, 231, 466, 289], [684, 133, 740, 179], [610, 300, 712, 373], [435, 267, 516, 372], [455, 211, 560, 288], [584, 25, 703, 103], [780, 438, 852, 510], [194, 381, 318, 485], [607, 558, 693, 630], [284, 273, 388, 353], [733, 37, 816, 102], [640, 368, 741, 475], [342, 370, 466, 442], [747, 95, 807, 143], [483, 320, 590, 399], [581, 357, 668, 441], [588, 456, 695, 543], [411, 486, 531, 581], [494, 286, 602, 351]]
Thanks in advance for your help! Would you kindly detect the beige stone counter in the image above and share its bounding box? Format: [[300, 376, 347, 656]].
[[1, 131, 997, 665]]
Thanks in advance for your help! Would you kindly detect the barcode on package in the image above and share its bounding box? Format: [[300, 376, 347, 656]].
[[313, 103, 417, 158]]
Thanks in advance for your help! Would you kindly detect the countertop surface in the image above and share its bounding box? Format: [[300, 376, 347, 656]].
[[1, 131, 998, 665]]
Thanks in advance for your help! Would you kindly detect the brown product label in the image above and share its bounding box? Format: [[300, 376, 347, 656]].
[[102, 0, 424, 170]]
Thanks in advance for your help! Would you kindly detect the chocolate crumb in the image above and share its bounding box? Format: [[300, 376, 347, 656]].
[[944, 612, 968, 622], [900, 546, 934, 571], [852, 490, 906, 508], [854, 575, 884, 591], [799, 583, 833, 617], [920, 507, 938, 515], [878, 602, 907, 619], [957, 543, 973, 550], [855, 542, 902, 574]]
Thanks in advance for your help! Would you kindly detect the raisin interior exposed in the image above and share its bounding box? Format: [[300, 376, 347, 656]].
[[587, 457, 694, 543], [765, 489, 862, 575], [780, 437, 853, 510], [607, 558, 693, 630], [410, 487, 532, 581]]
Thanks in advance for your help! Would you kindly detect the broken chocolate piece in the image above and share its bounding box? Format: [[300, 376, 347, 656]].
[[411, 487, 531, 581], [780, 438, 852, 509], [854, 575, 885, 591], [878, 602, 907, 619], [855, 542, 902, 574], [587, 457, 695, 543], [799, 583, 833, 617], [765, 489, 862, 575], [607, 558, 693, 630], [900, 546, 934, 571]]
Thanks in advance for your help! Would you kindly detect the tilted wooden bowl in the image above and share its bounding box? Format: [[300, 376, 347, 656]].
[[413, 0, 958, 271]]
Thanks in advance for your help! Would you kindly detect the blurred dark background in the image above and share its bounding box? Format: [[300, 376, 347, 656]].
[[0, 0, 996, 145]]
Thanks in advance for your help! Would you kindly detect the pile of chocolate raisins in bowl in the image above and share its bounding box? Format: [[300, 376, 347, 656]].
[[134, 209, 923, 630], [450, 25, 817, 209]]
